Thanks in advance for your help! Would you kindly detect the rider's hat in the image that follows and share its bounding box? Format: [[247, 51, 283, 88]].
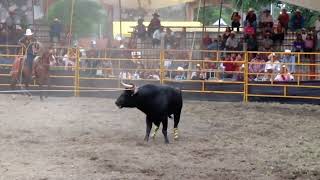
[[25, 29, 33, 36]]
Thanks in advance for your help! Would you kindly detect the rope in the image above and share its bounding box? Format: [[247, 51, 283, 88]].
[[0, 88, 127, 94]]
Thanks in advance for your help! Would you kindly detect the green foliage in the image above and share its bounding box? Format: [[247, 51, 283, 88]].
[[195, 6, 234, 26], [48, 0, 107, 37], [232, 0, 276, 11]]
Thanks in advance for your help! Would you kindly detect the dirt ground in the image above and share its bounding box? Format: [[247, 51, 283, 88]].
[[0, 94, 319, 180]]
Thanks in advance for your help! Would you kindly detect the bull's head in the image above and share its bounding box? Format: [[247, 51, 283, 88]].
[[115, 81, 138, 108]]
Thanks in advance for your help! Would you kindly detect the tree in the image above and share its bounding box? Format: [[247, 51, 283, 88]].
[[48, 0, 108, 38], [196, 6, 234, 26], [232, 0, 276, 11]]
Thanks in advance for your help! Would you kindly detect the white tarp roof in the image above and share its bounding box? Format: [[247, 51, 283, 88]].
[[281, 0, 320, 12], [105, 0, 195, 9], [213, 18, 227, 26]]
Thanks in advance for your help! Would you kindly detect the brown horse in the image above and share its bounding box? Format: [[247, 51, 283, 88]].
[[10, 48, 55, 100], [33, 49, 56, 100]]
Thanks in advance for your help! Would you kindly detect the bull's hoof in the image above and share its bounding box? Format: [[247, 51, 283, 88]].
[[174, 135, 179, 140], [165, 140, 170, 144]]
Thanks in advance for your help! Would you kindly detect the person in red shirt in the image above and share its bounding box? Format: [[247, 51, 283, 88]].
[[202, 32, 213, 49], [278, 9, 290, 34]]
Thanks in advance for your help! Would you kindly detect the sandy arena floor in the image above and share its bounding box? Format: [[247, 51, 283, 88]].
[[0, 94, 319, 180]]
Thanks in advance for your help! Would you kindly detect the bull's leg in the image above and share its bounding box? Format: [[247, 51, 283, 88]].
[[151, 121, 160, 139], [144, 116, 152, 142], [173, 112, 181, 140], [162, 117, 169, 144]]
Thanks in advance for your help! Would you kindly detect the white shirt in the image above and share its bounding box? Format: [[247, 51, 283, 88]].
[[153, 29, 165, 40], [226, 37, 239, 48], [264, 60, 281, 73], [274, 73, 294, 81]]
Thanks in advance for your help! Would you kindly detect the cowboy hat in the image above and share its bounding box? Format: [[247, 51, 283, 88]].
[[152, 12, 160, 17], [54, 18, 59, 21], [248, 8, 254, 12], [25, 29, 33, 36]]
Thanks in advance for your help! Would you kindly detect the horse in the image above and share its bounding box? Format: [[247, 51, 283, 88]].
[[10, 43, 55, 101]]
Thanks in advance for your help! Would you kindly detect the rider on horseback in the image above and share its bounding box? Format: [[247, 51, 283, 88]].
[[18, 29, 39, 79]]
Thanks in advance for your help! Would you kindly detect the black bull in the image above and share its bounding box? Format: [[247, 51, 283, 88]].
[[115, 82, 183, 144]]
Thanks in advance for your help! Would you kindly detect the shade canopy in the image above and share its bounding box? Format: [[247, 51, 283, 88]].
[[105, 0, 195, 9], [281, 0, 320, 11]]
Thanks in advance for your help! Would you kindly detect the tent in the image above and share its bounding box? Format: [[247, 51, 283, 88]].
[[280, 0, 320, 12], [212, 18, 227, 26]]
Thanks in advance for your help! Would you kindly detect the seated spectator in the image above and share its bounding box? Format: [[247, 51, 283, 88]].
[[272, 22, 285, 46], [278, 9, 290, 33], [264, 53, 281, 81], [316, 31, 320, 51], [304, 33, 314, 52], [225, 32, 239, 51], [274, 65, 294, 81], [246, 34, 258, 51], [260, 9, 273, 30], [290, 9, 304, 31], [50, 18, 62, 43], [245, 8, 257, 29], [261, 31, 273, 51], [191, 64, 206, 80], [301, 28, 307, 41], [221, 53, 237, 79], [174, 66, 186, 80], [152, 26, 165, 48], [148, 12, 161, 37], [231, 11, 241, 32], [134, 18, 147, 40], [281, 50, 296, 73], [208, 38, 219, 50], [249, 54, 265, 81], [293, 33, 304, 52]]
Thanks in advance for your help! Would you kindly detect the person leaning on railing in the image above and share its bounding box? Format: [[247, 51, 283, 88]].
[[249, 54, 265, 81], [274, 65, 294, 82], [263, 53, 281, 81]]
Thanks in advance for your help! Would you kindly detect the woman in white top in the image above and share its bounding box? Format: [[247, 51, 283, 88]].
[[263, 53, 281, 81], [274, 65, 294, 81]]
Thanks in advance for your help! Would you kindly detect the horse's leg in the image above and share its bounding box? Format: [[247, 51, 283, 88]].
[[45, 76, 51, 98], [39, 82, 44, 101], [10, 78, 18, 100]]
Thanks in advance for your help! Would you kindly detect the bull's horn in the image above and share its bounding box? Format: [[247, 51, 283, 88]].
[[120, 80, 134, 89]]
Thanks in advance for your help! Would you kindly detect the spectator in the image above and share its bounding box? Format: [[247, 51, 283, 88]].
[[245, 8, 257, 29], [152, 26, 165, 48], [231, 11, 241, 32], [301, 28, 307, 41], [148, 12, 161, 38], [278, 9, 290, 33], [290, 9, 304, 31], [208, 38, 219, 51], [164, 27, 176, 49], [260, 9, 273, 30], [274, 65, 294, 81], [246, 34, 258, 51], [244, 22, 255, 39], [264, 53, 281, 81], [293, 33, 304, 52], [304, 33, 314, 52], [261, 31, 273, 51], [317, 31, 320, 51], [174, 66, 186, 80], [222, 53, 237, 79], [221, 27, 232, 49], [191, 64, 206, 80], [249, 54, 265, 81], [202, 32, 212, 50], [225, 32, 239, 51], [50, 18, 62, 43], [272, 22, 285, 46], [315, 15, 320, 32], [134, 18, 147, 40], [5, 11, 16, 31], [281, 50, 296, 73]]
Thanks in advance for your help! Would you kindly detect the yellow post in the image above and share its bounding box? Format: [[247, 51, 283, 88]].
[[160, 50, 165, 84], [73, 48, 80, 97], [243, 51, 249, 102]]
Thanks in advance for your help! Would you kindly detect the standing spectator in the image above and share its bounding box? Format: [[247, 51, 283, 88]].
[[221, 27, 232, 49], [245, 8, 257, 29], [148, 12, 161, 38], [290, 9, 304, 31], [260, 9, 273, 30], [164, 27, 176, 49], [50, 18, 62, 43], [272, 22, 285, 46], [152, 26, 165, 48], [202, 32, 212, 50], [301, 28, 307, 41], [315, 15, 320, 32], [246, 34, 258, 51], [293, 33, 305, 52], [278, 9, 290, 33], [134, 18, 147, 40], [231, 11, 241, 32], [304, 33, 314, 52], [244, 23, 255, 39], [261, 31, 273, 51], [225, 32, 239, 51]]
